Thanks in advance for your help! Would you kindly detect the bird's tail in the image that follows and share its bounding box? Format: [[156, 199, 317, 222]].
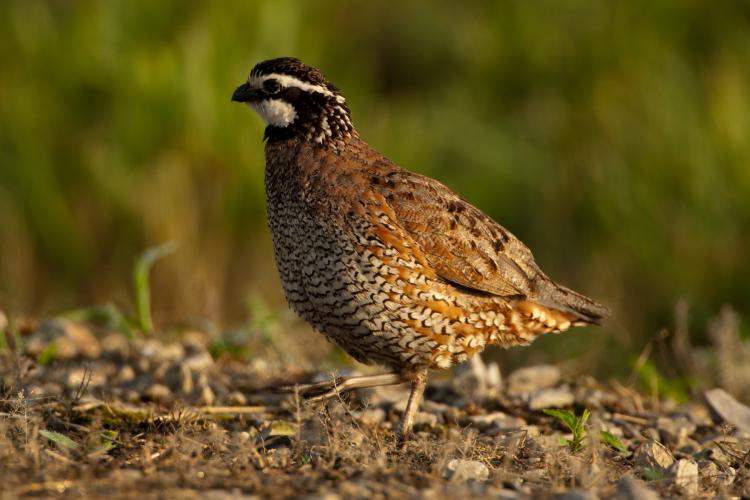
[[536, 281, 610, 326]]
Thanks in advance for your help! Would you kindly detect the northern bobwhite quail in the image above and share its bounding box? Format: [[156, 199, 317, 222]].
[[232, 57, 609, 443]]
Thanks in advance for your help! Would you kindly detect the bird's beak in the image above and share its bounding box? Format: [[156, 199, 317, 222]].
[[232, 83, 260, 103]]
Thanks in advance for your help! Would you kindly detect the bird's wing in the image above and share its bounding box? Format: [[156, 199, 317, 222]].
[[372, 168, 542, 298]]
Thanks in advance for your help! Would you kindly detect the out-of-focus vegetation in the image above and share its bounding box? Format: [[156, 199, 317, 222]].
[[1, 1, 749, 375]]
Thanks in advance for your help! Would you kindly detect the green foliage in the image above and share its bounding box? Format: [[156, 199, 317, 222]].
[[544, 408, 590, 452], [634, 358, 691, 403], [599, 430, 630, 456], [36, 340, 58, 366]]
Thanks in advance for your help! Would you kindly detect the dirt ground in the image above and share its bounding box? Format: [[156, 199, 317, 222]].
[[1, 317, 749, 498]]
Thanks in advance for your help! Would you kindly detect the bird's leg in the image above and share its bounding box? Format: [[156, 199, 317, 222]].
[[397, 368, 429, 447], [291, 372, 407, 403]]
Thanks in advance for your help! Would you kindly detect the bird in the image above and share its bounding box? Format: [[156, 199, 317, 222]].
[[232, 57, 609, 444]]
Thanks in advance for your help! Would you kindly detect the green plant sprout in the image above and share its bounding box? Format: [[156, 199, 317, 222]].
[[543, 408, 590, 452]]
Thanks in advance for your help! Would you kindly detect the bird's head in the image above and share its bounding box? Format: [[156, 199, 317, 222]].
[[232, 57, 354, 144]]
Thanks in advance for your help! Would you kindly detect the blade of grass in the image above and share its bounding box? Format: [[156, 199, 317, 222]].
[[133, 242, 177, 335]]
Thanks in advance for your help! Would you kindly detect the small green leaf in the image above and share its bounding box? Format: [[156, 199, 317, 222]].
[[600, 430, 630, 455], [269, 420, 298, 437], [543, 408, 577, 432], [40, 430, 79, 450], [98, 430, 118, 450], [643, 467, 666, 481]]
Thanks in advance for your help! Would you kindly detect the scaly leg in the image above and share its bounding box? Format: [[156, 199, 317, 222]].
[[397, 368, 429, 446]]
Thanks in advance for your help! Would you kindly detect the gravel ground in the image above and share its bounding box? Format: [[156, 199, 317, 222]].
[[1, 318, 749, 498]]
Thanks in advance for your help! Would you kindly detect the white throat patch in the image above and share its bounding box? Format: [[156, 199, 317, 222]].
[[249, 99, 297, 127]]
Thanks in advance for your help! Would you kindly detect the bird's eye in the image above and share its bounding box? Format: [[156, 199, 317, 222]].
[[263, 79, 281, 94]]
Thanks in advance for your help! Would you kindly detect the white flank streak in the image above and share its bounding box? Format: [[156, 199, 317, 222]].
[[248, 73, 342, 100], [249, 99, 297, 127]]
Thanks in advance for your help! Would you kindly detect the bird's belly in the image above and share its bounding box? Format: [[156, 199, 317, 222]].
[[267, 200, 524, 370]]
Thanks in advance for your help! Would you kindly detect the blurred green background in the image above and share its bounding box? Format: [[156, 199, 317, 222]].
[[1, 1, 749, 376]]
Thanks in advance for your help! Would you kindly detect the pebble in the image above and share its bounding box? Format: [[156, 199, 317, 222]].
[[413, 411, 439, 427], [198, 384, 215, 406], [66, 367, 107, 389], [101, 333, 131, 359], [441, 459, 489, 483], [164, 363, 193, 394], [670, 459, 698, 495], [114, 365, 135, 384], [698, 459, 736, 488], [634, 440, 675, 470], [226, 391, 247, 406], [358, 407, 386, 425], [508, 365, 561, 395], [525, 386, 575, 410], [451, 355, 502, 397], [140, 340, 184, 363], [615, 476, 660, 500], [555, 489, 599, 500], [656, 415, 695, 447], [465, 412, 526, 432], [183, 351, 214, 371], [26, 319, 101, 359], [144, 383, 172, 403], [705, 388, 750, 433]]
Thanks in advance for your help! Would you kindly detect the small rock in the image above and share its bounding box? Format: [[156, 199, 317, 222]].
[[199, 384, 215, 406], [442, 459, 489, 483], [555, 489, 599, 500], [634, 441, 674, 470], [141, 340, 184, 363], [452, 355, 502, 397], [705, 388, 750, 433], [466, 412, 526, 432], [413, 411, 438, 427], [66, 367, 107, 389], [183, 351, 214, 371], [670, 459, 698, 496], [226, 391, 247, 406], [699, 459, 736, 487], [421, 400, 451, 416], [144, 383, 172, 403], [114, 365, 135, 384], [101, 333, 131, 359], [358, 407, 385, 425], [656, 416, 696, 447], [615, 476, 660, 500], [164, 363, 193, 394], [26, 319, 101, 359], [702, 437, 749, 469], [525, 386, 574, 410], [39, 382, 63, 397], [508, 365, 561, 395]]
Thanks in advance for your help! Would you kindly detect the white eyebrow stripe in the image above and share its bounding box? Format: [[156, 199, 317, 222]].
[[248, 73, 336, 97]]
